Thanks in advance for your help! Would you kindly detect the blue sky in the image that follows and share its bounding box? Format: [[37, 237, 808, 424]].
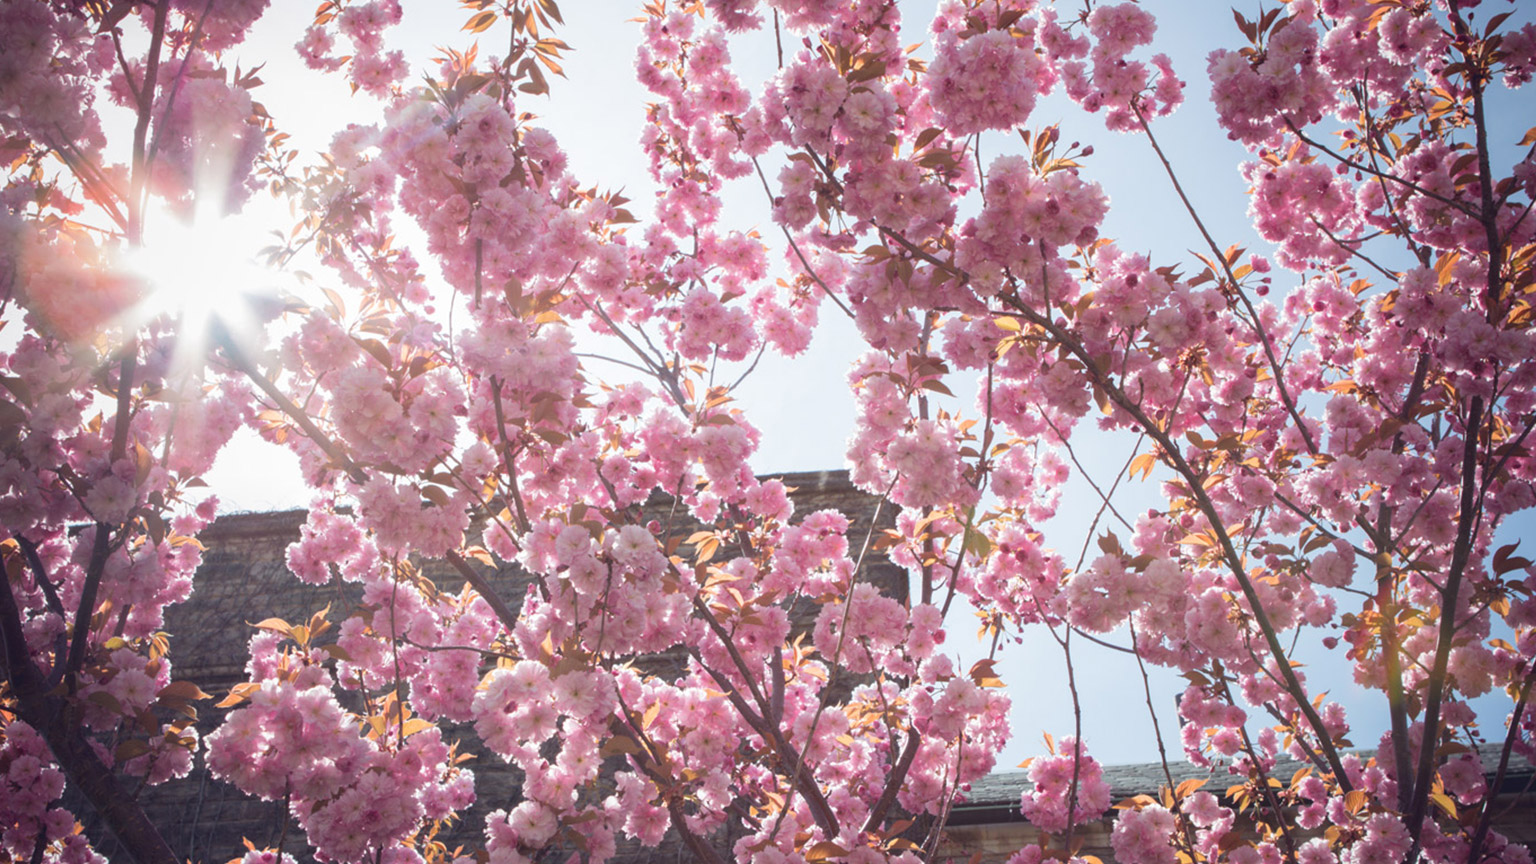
[[203, 2, 1263, 768], [192, 1, 1535, 770]]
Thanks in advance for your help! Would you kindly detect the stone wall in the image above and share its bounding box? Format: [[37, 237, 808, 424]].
[[70, 470, 906, 863], [64, 469, 1534, 863]]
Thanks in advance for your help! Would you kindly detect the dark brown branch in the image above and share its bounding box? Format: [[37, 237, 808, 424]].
[[47, 141, 128, 231], [1002, 290, 1353, 789], [1135, 108, 1319, 457], [1377, 572, 1413, 811], [1465, 669, 1534, 864], [11, 534, 68, 688], [689, 602, 840, 835], [576, 296, 689, 409], [1219, 675, 1301, 861], [67, 344, 139, 691], [0, 549, 177, 864], [143, 0, 215, 185], [1128, 622, 1178, 791], [1286, 122, 1479, 219], [1452, 14, 1507, 312], [1374, 350, 1431, 811], [12, 534, 63, 619], [664, 795, 728, 864], [1404, 395, 1485, 852], [609, 715, 729, 864], [214, 325, 368, 485], [1308, 215, 1400, 281], [861, 727, 921, 834], [750, 156, 856, 321], [127, 0, 169, 243], [488, 379, 531, 535], [445, 551, 520, 634], [1406, 7, 1508, 851]]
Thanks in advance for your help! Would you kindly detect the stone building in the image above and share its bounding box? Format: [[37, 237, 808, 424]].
[[71, 470, 907, 862], [64, 470, 1536, 863], [948, 747, 1535, 863]]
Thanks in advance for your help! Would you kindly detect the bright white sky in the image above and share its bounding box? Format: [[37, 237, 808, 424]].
[[204, 0, 1258, 513], [172, 1, 1530, 769]]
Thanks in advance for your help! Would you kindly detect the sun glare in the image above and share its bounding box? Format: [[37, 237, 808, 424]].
[[123, 204, 275, 369]]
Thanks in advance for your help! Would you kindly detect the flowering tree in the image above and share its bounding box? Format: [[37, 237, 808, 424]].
[[2, 0, 1534, 863]]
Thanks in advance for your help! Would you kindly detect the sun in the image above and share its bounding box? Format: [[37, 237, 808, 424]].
[[122, 203, 277, 370]]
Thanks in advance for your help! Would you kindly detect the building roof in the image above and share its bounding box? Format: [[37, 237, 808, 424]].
[[953, 743, 1535, 825]]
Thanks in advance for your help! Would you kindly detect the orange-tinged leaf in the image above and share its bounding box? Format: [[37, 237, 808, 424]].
[[422, 485, 452, 508], [600, 736, 643, 759], [355, 337, 393, 368], [1435, 251, 1460, 286], [321, 286, 346, 319], [535, 0, 563, 25], [216, 682, 261, 708], [1128, 452, 1157, 481], [1174, 778, 1207, 800], [252, 617, 293, 637], [463, 9, 497, 31], [695, 535, 719, 565], [87, 690, 125, 715], [913, 127, 944, 151], [157, 680, 210, 702], [919, 377, 954, 396], [1179, 531, 1215, 548], [115, 739, 151, 761], [968, 659, 1004, 688]]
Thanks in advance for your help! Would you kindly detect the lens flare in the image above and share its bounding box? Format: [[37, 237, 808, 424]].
[[122, 204, 275, 370]]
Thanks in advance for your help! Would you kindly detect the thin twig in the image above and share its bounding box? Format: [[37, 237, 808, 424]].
[[750, 156, 856, 321], [1135, 107, 1319, 456]]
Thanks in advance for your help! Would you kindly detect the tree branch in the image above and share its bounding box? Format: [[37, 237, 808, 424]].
[[1404, 395, 1484, 852], [1135, 108, 1318, 456], [0, 548, 178, 864], [1001, 289, 1354, 789]]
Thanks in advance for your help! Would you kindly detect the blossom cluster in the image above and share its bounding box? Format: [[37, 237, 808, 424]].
[[205, 633, 474, 863], [4, 1, 1535, 863]]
